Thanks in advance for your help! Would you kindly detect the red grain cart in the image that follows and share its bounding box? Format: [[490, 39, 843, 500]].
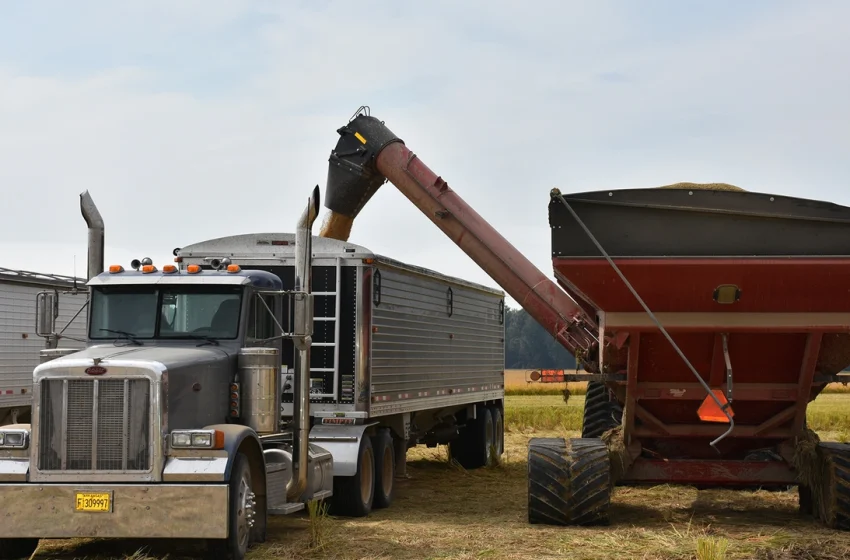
[[320, 107, 850, 531]]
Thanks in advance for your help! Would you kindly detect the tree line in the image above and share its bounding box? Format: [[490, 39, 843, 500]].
[[504, 306, 577, 369]]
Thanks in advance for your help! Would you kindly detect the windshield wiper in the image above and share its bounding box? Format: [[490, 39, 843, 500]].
[[179, 335, 221, 347], [99, 328, 143, 346]]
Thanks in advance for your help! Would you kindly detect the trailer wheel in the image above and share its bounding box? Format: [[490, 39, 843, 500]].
[[372, 429, 395, 509], [0, 538, 39, 559], [527, 437, 611, 526], [489, 404, 504, 458], [816, 442, 850, 530], [330, 435, 375, 517], [582, 381, 623, 439], [449, 406, 494, 469], [207, 452, 255, 560]]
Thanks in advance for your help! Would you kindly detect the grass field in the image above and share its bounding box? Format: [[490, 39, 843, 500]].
[[31, 376, 850, 560]]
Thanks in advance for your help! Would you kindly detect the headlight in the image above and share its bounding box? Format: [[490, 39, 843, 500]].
[[0, 429, 29, 449], [170, 429, 223, 450]]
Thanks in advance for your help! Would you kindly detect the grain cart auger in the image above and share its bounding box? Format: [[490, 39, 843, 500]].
[[321, 106, 850, 530]]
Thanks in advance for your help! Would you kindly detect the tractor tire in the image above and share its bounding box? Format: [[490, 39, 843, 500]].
[[816, 442, 850, 530], [527, 437, 611, 526], [582, 381, 623, 439], [449, 406, 495, 469], [0, 538, 39, 559]]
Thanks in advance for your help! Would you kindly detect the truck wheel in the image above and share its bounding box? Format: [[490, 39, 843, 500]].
[[527, 437, 611, 526], [0, 538, 39, 559], [372, 430, 395, 509], [449, 406, 494, 469], [489, 405, 504, 458], [815, 442, 850, 529], [582, 381, 623, 439], [208, 452, 256, 560], [330, 435, 375, 517]]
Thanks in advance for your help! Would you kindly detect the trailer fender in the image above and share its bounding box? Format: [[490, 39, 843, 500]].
[[309, 422, 379, 477], [162, 424, 264, 483]]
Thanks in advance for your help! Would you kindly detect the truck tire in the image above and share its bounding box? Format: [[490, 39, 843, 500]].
[[207, 452, 256, 560], [816, 442, 850, 530], [372, 429, 395, 509], [0, 538, 39, 559], [449, 406, 494, 469], [330, 435, 375, 517], [489, 404, 504, 458], [582, 381, 623, 439], [527, 437, 611, 526]]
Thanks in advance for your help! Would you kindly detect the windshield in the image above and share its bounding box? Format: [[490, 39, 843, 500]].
[[89, 285, 244, 340]]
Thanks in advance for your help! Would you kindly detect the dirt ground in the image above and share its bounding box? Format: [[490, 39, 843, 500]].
[[33, 426, 850, 560]]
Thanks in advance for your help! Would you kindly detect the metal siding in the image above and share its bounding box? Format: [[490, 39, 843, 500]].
[[0, 282, 87, 408], [370, 264, 504, 413]]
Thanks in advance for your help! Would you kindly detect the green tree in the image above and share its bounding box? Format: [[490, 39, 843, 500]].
[[504, 306, 577, 369]]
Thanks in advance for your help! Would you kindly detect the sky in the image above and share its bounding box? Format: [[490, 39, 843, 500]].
[[1, 1, 849, 308]]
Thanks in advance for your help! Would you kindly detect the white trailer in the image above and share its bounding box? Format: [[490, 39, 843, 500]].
[[0, 267, 88, 425]]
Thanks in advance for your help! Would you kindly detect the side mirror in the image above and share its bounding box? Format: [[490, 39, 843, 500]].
[[35, 290, 58, 338]]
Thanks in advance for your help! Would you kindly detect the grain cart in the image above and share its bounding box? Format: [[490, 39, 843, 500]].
[[318, 106, 850, 530], [0, 188, 338, 560], [0, 266, 88, 426]]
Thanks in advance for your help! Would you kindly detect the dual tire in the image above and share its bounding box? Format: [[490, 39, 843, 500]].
[[449, 403, 504, 469], [330, 429, 395, 517]]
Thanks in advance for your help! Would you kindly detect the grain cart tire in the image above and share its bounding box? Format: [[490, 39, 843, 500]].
[[330, 435, 375, 517], [372, 429, 395, 509], [527, 437, 611, 526], [0, 538, 39, 559], [449, 406, 494, 469], [489, 404, 504, 458], [207, 452, 255, 560], [582, 381, 623, 439], [816, 442, 850, 530]]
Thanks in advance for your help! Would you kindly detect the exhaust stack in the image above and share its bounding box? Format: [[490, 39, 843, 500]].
[[287, 185, 320, 500], [80, 191, 104, 280]]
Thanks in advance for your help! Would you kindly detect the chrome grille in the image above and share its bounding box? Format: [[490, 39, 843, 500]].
[[38, 378, 152, 471]]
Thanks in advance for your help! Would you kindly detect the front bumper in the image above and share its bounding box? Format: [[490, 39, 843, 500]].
[[0, 483, 229, 539]]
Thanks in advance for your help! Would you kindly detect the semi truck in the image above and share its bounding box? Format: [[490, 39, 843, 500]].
[[0, 186, 505, 559], [0, 267, 88, 427]]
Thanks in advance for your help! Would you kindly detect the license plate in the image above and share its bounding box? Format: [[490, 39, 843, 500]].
[[74, 491, 112, 513]]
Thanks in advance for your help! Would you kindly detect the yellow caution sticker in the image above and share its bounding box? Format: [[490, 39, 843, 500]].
[[354, 132, 367, 144]]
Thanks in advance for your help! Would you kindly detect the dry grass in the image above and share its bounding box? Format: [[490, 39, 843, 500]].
[[31, 392, 850, 560]]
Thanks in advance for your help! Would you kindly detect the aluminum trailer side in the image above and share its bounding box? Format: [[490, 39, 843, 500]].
[[0, 267, 88, 425]]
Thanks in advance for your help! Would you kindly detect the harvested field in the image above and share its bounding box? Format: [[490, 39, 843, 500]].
[[31, 393, 850, 560]]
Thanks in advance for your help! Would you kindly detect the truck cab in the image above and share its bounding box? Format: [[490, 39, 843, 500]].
[[0, 188, 331, 560]]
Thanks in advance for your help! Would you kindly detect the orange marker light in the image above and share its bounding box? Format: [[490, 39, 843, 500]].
[[141, 265, 157, 274], [697, 389, 735, 423], [226, 264, 241, 273], [162, 265, 177, 273], [108, 265, 124, 274], [187, 265, 201, 274]]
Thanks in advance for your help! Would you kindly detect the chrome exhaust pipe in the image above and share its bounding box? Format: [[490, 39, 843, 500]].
[[287, 185, 320, 500], [80, 191, 104, 280]]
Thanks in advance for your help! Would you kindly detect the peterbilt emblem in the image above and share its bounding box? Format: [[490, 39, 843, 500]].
[[85, 366, 107, 376]]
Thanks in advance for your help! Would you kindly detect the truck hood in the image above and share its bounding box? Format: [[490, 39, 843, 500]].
[[41, 344, 231, 372]]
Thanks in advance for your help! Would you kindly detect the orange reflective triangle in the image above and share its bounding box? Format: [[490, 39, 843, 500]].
[[697, 389, 734, 423]]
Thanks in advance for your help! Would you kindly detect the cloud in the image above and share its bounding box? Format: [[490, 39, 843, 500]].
[[1, 1, 848, 312]]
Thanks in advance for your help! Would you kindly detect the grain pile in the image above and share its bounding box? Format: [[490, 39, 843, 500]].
[[318, 210, 354, 242], [656, 181, 746, 192]]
